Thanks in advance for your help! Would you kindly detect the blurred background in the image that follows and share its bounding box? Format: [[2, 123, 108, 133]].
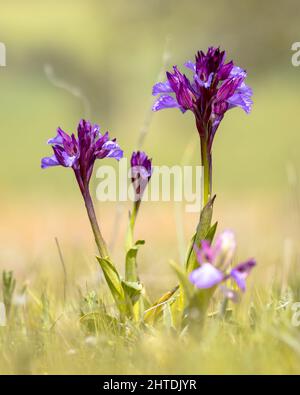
[[0, 0, 300, 298]]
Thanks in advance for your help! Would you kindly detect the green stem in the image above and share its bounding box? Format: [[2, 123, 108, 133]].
[[200, 137, 211, 207], [126, 200, 141, 251], [83, 188, 109, 258], [219, 297, 229, 319]]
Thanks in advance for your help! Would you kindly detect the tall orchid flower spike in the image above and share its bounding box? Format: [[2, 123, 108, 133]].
[[190, 231, 256, 299], [41, 119, 123, 258], [152, 47, 252, 205]]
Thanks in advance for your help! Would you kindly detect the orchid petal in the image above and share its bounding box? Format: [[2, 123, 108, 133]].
[[189, 263, 224, 289], [152, 95, 180, 111]]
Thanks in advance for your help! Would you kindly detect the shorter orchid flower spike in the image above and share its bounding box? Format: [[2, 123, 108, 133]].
[[130, 151, 152, 201]]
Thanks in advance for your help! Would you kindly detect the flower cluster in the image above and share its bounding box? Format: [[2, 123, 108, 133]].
[[130, 151, 153, 200], [190, 230, 256, 299], [40, 46, 256, 323], [41, 119, 123, 193], [152, 47, 252, 150]]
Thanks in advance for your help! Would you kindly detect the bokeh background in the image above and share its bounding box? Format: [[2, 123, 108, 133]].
[[1, 0, 300, 298]]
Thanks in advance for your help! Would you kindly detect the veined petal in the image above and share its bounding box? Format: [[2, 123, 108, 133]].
[[96, 140, 123, 161], [106, 147, 123, 160], [41, 155, 60, 169], [152, 81, 172, 96], [166, 66, 195, 110], [217, 76, 244, 102], [230, 258, 256, 292], [218, 61, 234, 80], [152, 95, 179, 111], [227, 83, 253, 113], [53, 146, 77, 167], [94, 131, 109, 150], [102, 140, 118, 151], [189, 263, 224, 289], [230, 65, 247, 78], [47, 130, 64, 145], [184, 60, 196, 71], [57, 127, 72, 143]]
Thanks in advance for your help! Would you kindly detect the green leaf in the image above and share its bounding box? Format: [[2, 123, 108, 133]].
[[169, 260, 193, 304], [144, 285, 179, 324], [184, 232, 196, 272], [163, 302, 174, 330], [186, 196, 216, 273], [121, 280, 143, 303], [185, 247, 198, 273], [122, 280, 144, 321], [195, 195, 216, 243], [125, 240, 145, 282], [205, 221, 218, 243], [96, 256, 125, 313]]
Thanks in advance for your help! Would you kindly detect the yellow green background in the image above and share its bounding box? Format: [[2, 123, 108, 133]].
[[0, 0, 299, 297]]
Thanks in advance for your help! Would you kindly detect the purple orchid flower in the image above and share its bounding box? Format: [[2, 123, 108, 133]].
[[130, 151, 152, 201], [152, 47, 252, 204], [152, 47, 252, 136], [42, 119, 123, 194], [41, 119, 123, 258], [194, 230, 236, 267], [190, 230, 256, 298], [230, 259, 256, 292]]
